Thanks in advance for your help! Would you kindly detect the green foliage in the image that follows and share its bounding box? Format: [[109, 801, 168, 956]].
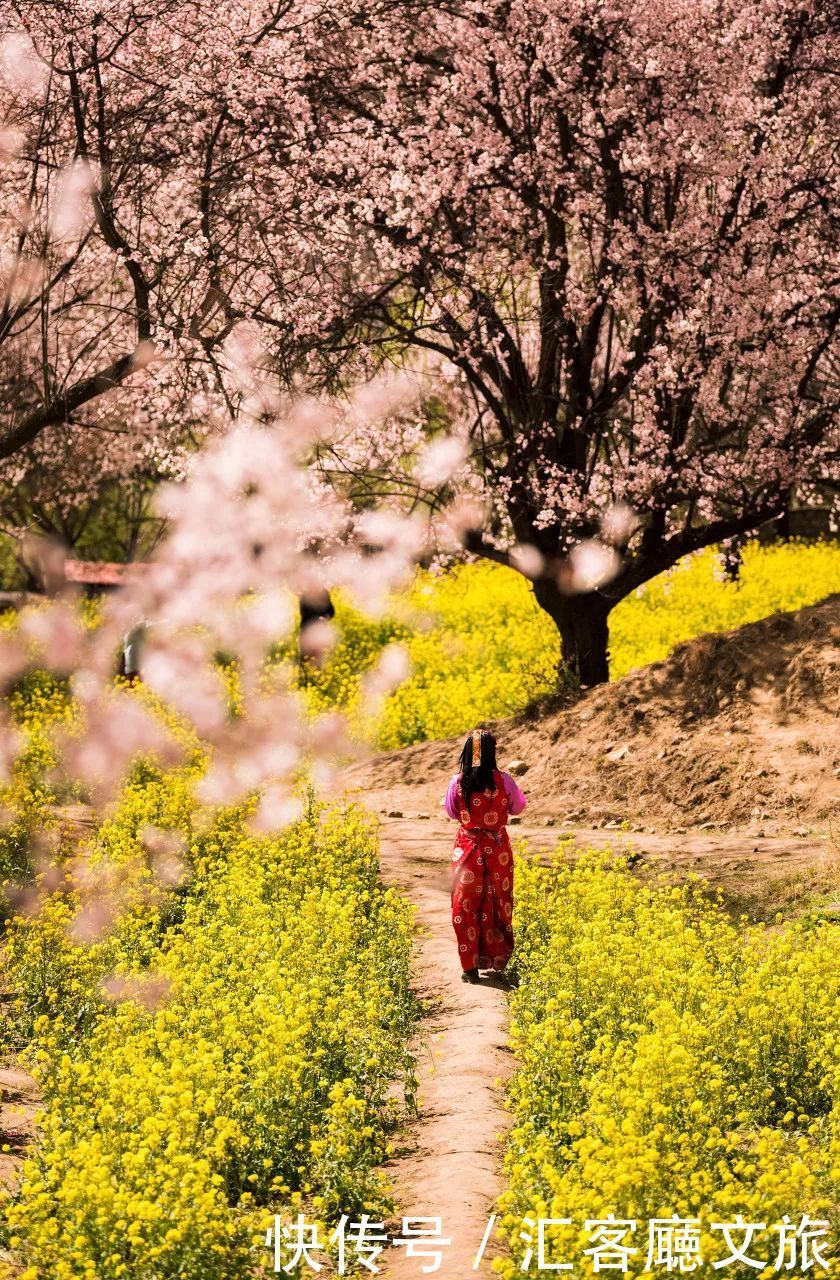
[[0, 477, 167, 591]]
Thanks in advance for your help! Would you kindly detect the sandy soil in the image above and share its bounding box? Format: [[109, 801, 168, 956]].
[[0, 1062, 38, 1193]]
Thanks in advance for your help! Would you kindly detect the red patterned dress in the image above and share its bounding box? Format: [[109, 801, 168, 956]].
[[450, 769, 515, 971]]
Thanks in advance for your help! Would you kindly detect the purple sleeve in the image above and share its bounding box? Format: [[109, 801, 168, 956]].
[[501, 771, 527, 815], [443, 775, 461, 820]]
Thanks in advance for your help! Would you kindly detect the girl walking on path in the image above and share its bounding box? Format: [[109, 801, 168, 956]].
[[443, 729, 526, 984]]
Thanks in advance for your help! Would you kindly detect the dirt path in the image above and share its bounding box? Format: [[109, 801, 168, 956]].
[[355, 806, 837, 919], [376, 818, 515, 1279], [0, 1061, 38, 1208], [5, 793, 834, 1280]]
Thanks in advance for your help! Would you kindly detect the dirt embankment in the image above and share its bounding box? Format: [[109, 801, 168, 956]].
[[345, 596, 840, 839]]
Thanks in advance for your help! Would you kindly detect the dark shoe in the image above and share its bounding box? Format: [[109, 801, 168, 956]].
[[461, 967, 480, 984]]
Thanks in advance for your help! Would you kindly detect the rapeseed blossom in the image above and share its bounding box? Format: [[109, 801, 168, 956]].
[[496, 847, 840, 1278], [2, 790, 417, 1279], [283, 542, 840, 748]]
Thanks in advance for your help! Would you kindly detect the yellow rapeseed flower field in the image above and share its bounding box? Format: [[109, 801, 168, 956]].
[[496, 846, 840, 1278], [1, 539, 838, 1278], [283, 541, 840, 748], [1, 775, 417, 1279]]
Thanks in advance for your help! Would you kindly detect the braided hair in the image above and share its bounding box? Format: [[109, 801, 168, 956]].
[[458, 729, 498, 804]]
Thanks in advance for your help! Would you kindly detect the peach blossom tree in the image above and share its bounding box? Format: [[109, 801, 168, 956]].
[[271, 0, 840, 682], [0, 1, 838, 684]]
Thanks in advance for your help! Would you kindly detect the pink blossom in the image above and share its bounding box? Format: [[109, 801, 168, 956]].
[[101, 972, 172, 1009], [50, 159, 98, 244], [566, 541, 622, 594], [414, 435, 468, 486]]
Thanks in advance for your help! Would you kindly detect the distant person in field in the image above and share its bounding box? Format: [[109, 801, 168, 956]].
[[298, 590, 336, 671], [120, 620, 147, 684], [443, 729, 526, 984]]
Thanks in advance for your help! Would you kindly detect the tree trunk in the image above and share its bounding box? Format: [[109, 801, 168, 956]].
[[532, 578, 611, 687]]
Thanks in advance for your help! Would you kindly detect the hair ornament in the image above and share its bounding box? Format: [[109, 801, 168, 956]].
[[471, 728, 482, 765]]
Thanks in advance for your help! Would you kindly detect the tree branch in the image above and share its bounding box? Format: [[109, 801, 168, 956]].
[[0, 347, 151, 461]]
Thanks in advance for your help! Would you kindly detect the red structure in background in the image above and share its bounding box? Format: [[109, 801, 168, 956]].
[[63, 560, 151, 593], [63, 560, 128, 589]]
